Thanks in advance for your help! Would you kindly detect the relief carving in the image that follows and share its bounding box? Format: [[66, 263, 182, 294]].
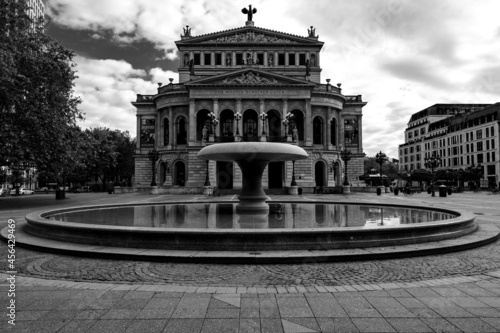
[[207, 32, 297, 44], [223, 72, 278, 84]]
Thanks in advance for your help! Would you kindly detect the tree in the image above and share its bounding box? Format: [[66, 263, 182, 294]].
[[0, 0, 83, 170]]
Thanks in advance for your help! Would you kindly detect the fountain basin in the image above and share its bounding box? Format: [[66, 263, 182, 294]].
[[23, 201, 476, 252]]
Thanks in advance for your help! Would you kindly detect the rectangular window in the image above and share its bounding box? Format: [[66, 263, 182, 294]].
[[471, 155, 475, 164], [476, 129, 483, 139], [215, 53, 222, 65], [493, 152, 496, 161], [487, 152, 490, 162], [477, 154, 484, 164], [470, 143, 474, 152], [288, 53, 296, 66], [257, 53, 264, 65], [414, 130, 418, 137], [470, 132, 474, 140], [410, 147, 414, 153], [204, 53, 211, 66], [408, 132, 413, 139], [466, 145, 469, 153], [467, 155, 470, 164], [477, 141, 483, 151], [278, 53, 285, 65], [299, 53, 306, 66], [492, 139, 495, 149], [460, 156, 463, 165], [487, 165, 496, 175], [194, 53, 201, 65], [236, 53, 243, 65], [486, 140, 490, 150], [486, 127, 489, 137], [420, 128, 425, 135]]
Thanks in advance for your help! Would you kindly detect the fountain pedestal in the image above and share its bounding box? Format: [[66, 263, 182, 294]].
[[198, 142, 308, 212]]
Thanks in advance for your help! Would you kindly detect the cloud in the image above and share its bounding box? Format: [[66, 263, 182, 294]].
[[380, 59, 452, 90], [73, 57, 177, 136]]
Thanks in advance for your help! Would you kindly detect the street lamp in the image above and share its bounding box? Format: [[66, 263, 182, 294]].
[[424, 152, 441, 197], [375, 151, 388, 187], [260, 111, 268, 136], [339, 147, 352, 186], [234, 112, 242, 136], [204, 160, 211, 186], [148, 148, 160, 186], [291, 160, 297, 186]]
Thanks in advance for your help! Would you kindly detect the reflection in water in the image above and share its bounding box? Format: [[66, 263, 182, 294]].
[[49, 203, 456, 229]]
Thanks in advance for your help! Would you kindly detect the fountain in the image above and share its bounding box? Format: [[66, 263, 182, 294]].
[[197, 142, 308, 212], [3, 143, 493, 263]]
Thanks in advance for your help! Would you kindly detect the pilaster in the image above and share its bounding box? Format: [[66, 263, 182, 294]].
[[305, 99, 312, 146], [189, 99, 196, 143]]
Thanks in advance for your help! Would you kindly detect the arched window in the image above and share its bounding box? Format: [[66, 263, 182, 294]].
[[289, 110, 304, 141], [330, 118, 337, 145], [196, 110, 211, 141], [313, 117, 323, 144], [267, 110, 281, 139], [163, 118, 169, 146], [176, 117, 187, 145], [219, 109, 234, 139], [243, 110, 258, 141]]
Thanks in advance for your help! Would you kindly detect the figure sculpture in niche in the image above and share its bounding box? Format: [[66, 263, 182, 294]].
[[292, 126, 299, 142], [202, 126, 208, 141]]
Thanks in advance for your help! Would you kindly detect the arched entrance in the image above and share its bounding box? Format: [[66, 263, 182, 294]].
[[267, 110, 281, 139], [159, 162, 168, 185], [174, 161, 185, 186], [315, 161, 326, 187], [196, 110, 210, 141], [217, 161, 233, 189], [268, 162, 284, 189], [289, 110, 304, 141], [219, 109, 234, 141], [176, 117, 187, 145], [243, 110, 258, 141]]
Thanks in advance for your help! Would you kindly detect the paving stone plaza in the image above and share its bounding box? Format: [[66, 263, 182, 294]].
[[2, 191, 500, 332]]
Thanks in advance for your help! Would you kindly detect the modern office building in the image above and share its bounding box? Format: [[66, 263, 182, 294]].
[[132, 9, 367, 193], [399, 103, 500, 186], [26, 0, 45, 22]]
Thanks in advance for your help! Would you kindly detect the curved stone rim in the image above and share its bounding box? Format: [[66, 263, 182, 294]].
[[26, 200, 473, 235], [197, 142, 309, 162]]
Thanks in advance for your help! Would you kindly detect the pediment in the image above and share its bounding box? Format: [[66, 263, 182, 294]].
[[176, 26, 322, 46], [185, 69, 315, 87]]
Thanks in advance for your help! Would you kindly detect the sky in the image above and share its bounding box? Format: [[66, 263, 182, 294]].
[[42, 0, 500, 158]]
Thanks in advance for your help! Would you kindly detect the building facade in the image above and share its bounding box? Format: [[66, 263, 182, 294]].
[[26, 0, 44, 22], [133, 13, 367, 193], [399, 103, 500, 186]]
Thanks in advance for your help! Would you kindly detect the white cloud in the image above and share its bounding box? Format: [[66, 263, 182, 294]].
[[47, 0, 500, 158], [73, 57, 177, 136]]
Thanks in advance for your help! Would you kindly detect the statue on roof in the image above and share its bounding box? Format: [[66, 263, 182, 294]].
[[242, 5, 257, 21], [183, 25, 191, 37], [308, 26, 316, 37]]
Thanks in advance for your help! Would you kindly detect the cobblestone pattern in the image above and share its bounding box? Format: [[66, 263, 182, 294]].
[[2, 220, 500, 286]]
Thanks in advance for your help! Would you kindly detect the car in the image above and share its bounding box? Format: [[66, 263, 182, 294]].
[[0, 188, 6, 197], [10, 188, 35, 195]]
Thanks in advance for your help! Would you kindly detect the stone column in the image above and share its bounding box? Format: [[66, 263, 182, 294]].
[[295, 52, 299, 66], [211, 52, 215, 66], [222, 51, 226, 67], [189, 99, 196, 144], [232, 51, 236, 67], [200, 52, 204, 66], [285, 52, 289, 66], [263, 51, 268, 66], [357, 114, 363, 154], [168, 107, 173, 149], [212, 98, 219, 140], [274, 52, 278, 66], [305, 99, 312, 146], [136, 115, 141, 149], [326, 108, 331, 150]]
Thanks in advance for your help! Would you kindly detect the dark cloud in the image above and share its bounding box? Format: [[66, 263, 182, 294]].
[[380, 59, 452, 89]]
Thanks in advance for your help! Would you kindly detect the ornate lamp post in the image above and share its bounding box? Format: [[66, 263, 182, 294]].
[[148, 148, 160, 187], [204, 160, 211, 187], [339, 147, 352, 186], [375, 151, 388, 187], [424, 152, 441, 197], [234, 112, 242, 136], [259, 111, 268, 140], [291, 160, 297, 186]]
